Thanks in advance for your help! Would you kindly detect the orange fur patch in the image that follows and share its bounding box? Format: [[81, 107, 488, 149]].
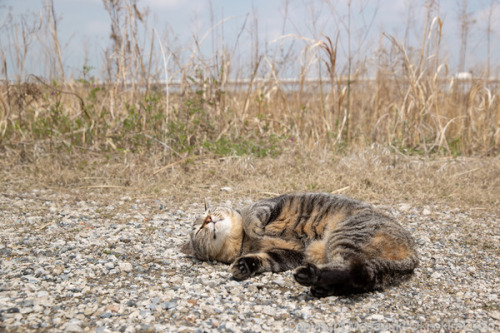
[[265, 219, 288, 234], [261, 238, 302, 252], [323, 211, 346, 233], [364, 232, 410, 261], [305, 240, 327, 265]]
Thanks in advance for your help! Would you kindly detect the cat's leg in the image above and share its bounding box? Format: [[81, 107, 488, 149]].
[[295, 257, 418, 297], [294, 258, 371, 297], [231, 248, 304, 280], [295, 212, 418, 297], [242, 214, 266, 238], [230, 249, 300, 280], [295, 227, 418, 296], [295, 239, 357, 295], [240, 197, 286, 239], [231, 239, 304, 280]]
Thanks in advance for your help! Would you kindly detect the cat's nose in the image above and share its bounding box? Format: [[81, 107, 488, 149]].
[[203, 216, 212, 224]]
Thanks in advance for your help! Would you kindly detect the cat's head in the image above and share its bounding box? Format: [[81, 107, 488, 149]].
[[181, 206, 243, 264]]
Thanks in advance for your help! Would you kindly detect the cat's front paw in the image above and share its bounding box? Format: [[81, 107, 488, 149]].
[[231, 256, 261, 280], [294, 263, 319, 286], [247, 225, 265, 238]]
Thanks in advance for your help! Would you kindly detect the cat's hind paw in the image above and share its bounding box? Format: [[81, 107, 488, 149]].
[[293, 263, 320, 287], [231, 255, 261, 280], [295, 263, 360, 297]]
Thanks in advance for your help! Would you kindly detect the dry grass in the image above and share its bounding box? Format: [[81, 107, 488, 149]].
[[1, 1, 499, 212], [1, 146, 498, 211]]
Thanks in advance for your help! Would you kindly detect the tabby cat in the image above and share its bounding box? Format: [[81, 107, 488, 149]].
[[182, 193, 419, 297]]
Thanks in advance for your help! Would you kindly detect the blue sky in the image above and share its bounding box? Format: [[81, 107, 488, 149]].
[[1, 0, 499, 79]]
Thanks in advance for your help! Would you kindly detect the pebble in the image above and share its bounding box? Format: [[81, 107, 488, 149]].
[[398, 203, 412, 212], [0, 191, 497, 332], [66, 319, 82, 332], [162, 301, 177, 310], [367, 314, 385, 320], [119, 262, 133, 272]]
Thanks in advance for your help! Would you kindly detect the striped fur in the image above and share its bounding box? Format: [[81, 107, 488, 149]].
[[184, 193, 419, 297]]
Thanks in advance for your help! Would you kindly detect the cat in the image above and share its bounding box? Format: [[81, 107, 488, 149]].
[[182, 193, 419, 297]]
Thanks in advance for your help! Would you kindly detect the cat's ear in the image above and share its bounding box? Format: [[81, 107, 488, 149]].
[[204, 198, 210, 212], [180, 241, 194, 256]]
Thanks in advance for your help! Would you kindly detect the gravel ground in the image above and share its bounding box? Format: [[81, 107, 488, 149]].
[[0, 189, 499, 332]]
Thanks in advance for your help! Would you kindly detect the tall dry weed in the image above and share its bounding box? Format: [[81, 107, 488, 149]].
[[0, 1, 498, 157]]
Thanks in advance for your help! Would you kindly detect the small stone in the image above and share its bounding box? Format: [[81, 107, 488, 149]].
[[224, 322, 238, 332], [99, 312, 113, 319], [140, 310, 152, 317], [119, 262, 133, 272], [422, 208, 431, 215], [399, 203, 412, 212], [106, 304, 120, 313], [490, 311, 500, 321], [162, 301, 177, 310], [96, 326, 109, 333], [220, 187, 232, 192], [301, 308, 311, 319], [273, 276, 286, 287], [84, 306, 96, 316], [21, 300, 34, 307], [262, 306, 275, 316], [367, 314, 385, 320], [53, 266, 64, 275], [105, 262, 115, 270], [20, 307, 33, 314], [66, 319, 82, 332]]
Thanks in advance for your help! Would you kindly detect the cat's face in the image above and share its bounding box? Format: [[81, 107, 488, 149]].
[[186, 206, 243, 263]]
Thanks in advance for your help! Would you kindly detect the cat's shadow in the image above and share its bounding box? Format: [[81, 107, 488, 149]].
[[297, 291, 371, 303]]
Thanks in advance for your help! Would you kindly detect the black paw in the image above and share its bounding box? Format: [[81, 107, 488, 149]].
[[310, 285, 331, 298], [294, 264, 319, 286], [296, 264, 360, 297], [311, 267, 357, 297], [231, 256, 261, 280]]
